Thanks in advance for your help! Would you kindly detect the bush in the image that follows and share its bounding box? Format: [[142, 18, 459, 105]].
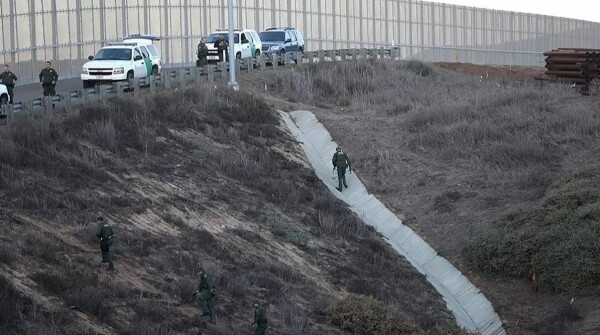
[[267, 217, 310, 247], [467, 163, 600, 291], [327, 294, 423, 335], [0, 242, 17, 264]]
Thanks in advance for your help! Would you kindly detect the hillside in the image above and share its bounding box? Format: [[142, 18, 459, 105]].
[[0, 85, 463, 334], [250, 60, 600, 334]]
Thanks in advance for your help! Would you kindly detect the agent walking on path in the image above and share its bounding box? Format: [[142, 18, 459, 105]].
[[194, 267, 217, 324], [0, 64, 18, 103], [39, 61, 58, 97], [252, 302, 268, 335], [95, 216, 115, 271], [332, 146, 352, 192]]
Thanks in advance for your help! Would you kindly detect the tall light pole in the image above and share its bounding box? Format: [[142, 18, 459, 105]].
[[227, 0, 238, 90]]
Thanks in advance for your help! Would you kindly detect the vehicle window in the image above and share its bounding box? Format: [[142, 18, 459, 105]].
[[147, 45, 159, 57], [139, 46, 150, 58], [133, 48, 142, 59], [94, 48, 132, 61], [251, 31, 260, 42], [246, 33, 253, 42], [208, 33, 239, 44], [258, 31, 285, 42], [290, 31, 297, 42]]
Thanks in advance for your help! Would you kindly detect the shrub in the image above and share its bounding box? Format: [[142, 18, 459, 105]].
[[327, 294, 423, 335], [467, 163, 600, 291], [266, 217, 310, 247], [401, 59, 433, 76]]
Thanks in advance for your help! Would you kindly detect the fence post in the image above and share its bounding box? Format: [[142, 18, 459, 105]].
[[24, 100, 33, 120], [318, 50, 325, 62], [220, 62, 227, 78], [44, 96, 54, 115], [149, 75, 156, 92], [165, 72, 172, 89], [272, 54, 279, 69], [133, 78, 140, 96], [259, 54, 266, 70], [308, 51, 314, 63], [63, 93, 72, 113], [5, 104, 14, 125], [340, 49, 347, 61], [247, 58, 253, 73], [207, 65, 214, 81], [235, 59, 241, 76]]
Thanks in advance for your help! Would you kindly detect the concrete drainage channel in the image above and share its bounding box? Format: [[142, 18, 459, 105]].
[[280, 110, 505, 335]]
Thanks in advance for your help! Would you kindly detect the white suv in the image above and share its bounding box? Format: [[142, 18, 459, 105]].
[[81, 35, 162, 89], [205, 29, 262, 64], [0, 84, 9, 105]]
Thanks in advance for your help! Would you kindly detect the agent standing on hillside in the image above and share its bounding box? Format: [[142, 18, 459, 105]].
[[252, 301, 268, 335], [332, 146, 352, 192], [196, 37, 209, 67], [95, 216, 115, 271], [0, 64, 18, 103], [39, 61, 58, 97], [194, 267, 217, 324]]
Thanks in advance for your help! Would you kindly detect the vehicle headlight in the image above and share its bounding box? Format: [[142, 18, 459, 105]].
[[82, 67, 88, 74], [113, 67, 125, 74], [269, 45, 280, 51]]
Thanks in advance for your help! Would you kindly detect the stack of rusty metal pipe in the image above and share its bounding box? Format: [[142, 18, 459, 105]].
[[544, 48, 600, 84]]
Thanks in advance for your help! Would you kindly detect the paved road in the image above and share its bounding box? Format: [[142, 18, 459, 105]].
[[14, 78, 84, 103]]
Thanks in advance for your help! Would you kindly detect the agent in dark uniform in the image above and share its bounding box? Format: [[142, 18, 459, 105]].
[[253, 301, 268, 335], [332, 146, 352, 192], [194, 267, 217, 324], [95, 216, 115, 271], [0, 64, 18, 103], [39, 61, 58, 97]]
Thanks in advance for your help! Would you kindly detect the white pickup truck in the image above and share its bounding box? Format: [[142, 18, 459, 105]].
[[81, 35, 162, 89]]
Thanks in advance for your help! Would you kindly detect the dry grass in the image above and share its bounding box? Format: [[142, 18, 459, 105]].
[[0, 84, 459, 334], [262, 59, 600, 333]]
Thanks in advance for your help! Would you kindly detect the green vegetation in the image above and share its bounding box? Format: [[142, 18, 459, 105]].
[[467, 163, 600, 292], [327, 294, 424, 335]]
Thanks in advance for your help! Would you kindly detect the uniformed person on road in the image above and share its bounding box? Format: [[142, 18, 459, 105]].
[[332, 146, 352, 192], [194, 266, 217, 324], [252, 301, 268, 335], [95, 216, 115, 271], [39, 61, 58, 97], [196, 37, 209, 67], [0, 64, 18, 103], [214, 34, 229, 62]]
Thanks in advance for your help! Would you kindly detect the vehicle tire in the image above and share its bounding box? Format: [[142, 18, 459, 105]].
[[125, 71, 135, 92], [0, 94, 8, 106], [151, 66, 158, 76], [83, 80, 94, 89]]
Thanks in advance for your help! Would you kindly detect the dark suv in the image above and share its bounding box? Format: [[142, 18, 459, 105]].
[[259, 28, 305, 58]]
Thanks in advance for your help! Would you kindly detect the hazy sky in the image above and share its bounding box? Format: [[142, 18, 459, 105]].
[[425, 0, 600, 22]]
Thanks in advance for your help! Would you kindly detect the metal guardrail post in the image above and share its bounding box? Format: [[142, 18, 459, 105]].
[[272, 54, 279, 69], [79, 89, 89, 104], [44, 96, 53, 115], [259, 54, 266, 70], [24, 100, 33, 120], [308, 51, 314, 63], [165, 72, 172, 89], [149, 75, 156, 92], [318, 50, 325, 62], [133, 79, 140, 96], [5, 104, 14, 125], [63, 93, 72, 113], [178, 69, 186, 87], [207, 66, 214, 81], [234, 59, 241, 76], [99, 85, 107, 98], [360, 48, 367, 59], [220, 62, 228, 78], [116, 82, 124, 97], [340, 49, 347, 61], [352, 49, 359, 60], [285, 52, 292, 66]]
